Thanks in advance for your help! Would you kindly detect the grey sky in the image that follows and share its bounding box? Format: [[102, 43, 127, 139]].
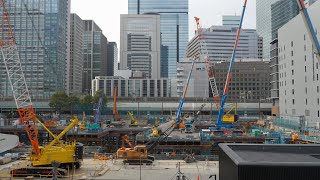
[[71, 0, 256, 46]]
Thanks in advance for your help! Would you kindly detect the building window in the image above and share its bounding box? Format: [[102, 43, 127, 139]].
[[285, 90, 286, 95], [317, 86, 319, 93], [317, 74, 319, 81], [305, 66, 307, 72], [293, 99, 295, 105], [291, 60, 294, 66], [292, 79, 294, 85], [305, 87, 308, 94], [304, 34, 306, 41], [291, 51, 293, 57], [291, 41, 293, 47], [318, 110, 320, 118], [306, 99, 308, 105], [305, 109, 310, 116], [318, 98, 320, 105], [304, 45, 306, 51], [292, 89, 294, 95], [305, 55, 307, 62], [292, 69, 294, 75], [305, 76, 307, 83]]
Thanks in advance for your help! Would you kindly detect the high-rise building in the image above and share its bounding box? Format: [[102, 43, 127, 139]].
[[256, 0, 281, 59], [107, 42, 118, 76], [222, 15, 241, 27], [82, 20, 108, 94], [269, 0, 299, 115], [271, 0, 299, 40], [0, 0, 70, 99], [278, 1, 320, 127], [128, 0, 189, 78], [176, 60, 271, 101], [120, 14, 161, 79], [186, 26, 263, 62], [68, 13, 84, 96]]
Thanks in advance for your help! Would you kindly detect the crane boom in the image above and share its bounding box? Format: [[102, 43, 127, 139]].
[[194, 17, 220, 110], [176, 60, 195, 122], [296, 0, 320, 60], [94, 95, 103, 124], [113, 86, 119, 121], [0, 0, 40, 156], [217, 0, 248, 126]]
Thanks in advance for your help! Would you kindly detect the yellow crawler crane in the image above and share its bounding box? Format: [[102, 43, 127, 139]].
[[29, 116, 82, 168], [11, 117, 83, 177]]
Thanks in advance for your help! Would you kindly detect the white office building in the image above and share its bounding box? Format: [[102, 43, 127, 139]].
[[278, 1, 320, 127], [92, 76, 174, 97], [186, 26, 263, 62]]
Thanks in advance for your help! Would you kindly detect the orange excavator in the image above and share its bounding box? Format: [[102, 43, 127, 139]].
[[116, 135, 154, 165]]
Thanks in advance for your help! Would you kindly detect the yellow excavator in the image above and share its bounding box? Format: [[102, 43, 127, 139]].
[[151, 118, 159, 137], [128, 111, 138, 127], [79, 112, 87, 130]]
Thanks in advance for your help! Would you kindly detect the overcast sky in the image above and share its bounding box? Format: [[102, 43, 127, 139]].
[[71, 0, 256, 45]]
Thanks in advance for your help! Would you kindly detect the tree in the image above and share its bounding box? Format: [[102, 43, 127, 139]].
[[80, 95, 93, 114], [93, 90, 108, 105], [68, 96, 80, 115], [49, 92, 68, 113]]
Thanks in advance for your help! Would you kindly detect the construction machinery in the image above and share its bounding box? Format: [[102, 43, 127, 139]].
[[87, 95, 103, 131], [216, 0, 248, 129], [176, 60, 196, 128], [79, 112, 86, 130], [117, 120, 177, 164], [128, 111, 138, 127], [116, 135, 155, 165], [185, 104, 206, 133], [194, 16, 220, 110], [113, 86, 120, 121], [222, 103, 239, 123], [151, 118, 159, 137], [215, 0, 320, 129], [0, 0, 83, 176]]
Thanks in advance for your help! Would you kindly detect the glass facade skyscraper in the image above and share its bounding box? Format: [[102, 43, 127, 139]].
[[256, 0, 280, 59], [82, 20, 108, 94], [128, 0, 188, 78], [0, 0, 70, 99]]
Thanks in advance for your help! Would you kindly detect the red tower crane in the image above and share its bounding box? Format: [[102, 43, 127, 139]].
[[0, 0, 40, 156], [194, 17, 220, 110]]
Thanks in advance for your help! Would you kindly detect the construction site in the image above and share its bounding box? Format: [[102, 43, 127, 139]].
[[1, 0, 320, 179]]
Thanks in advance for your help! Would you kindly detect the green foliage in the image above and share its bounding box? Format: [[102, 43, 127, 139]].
[[92, 90, 108, 105], [49, 92, 69, 112], [81, 95, 93, 105]]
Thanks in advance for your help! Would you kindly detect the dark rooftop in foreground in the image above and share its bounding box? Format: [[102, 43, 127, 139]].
[[220, 143, 320, 165], [219, 144, 320, 180]]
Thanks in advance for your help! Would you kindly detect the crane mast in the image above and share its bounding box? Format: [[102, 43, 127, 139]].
[[216, 0, 248, 126], [0, 0, 40, 156], [194, 17, 220, 110]]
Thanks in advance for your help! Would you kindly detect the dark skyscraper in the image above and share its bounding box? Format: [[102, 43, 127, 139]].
[[107, 42, 118, 76], [128, 0, 189, 78]]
